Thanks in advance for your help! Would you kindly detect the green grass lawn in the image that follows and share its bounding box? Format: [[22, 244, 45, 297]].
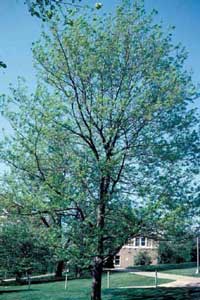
[[133, 262, 200, 277], [1, 282, 200, 300], [0, 272, 173, 300], [161, 267, 200, 277], [105, 288, 200, 300], [3, 263, 200, 300]]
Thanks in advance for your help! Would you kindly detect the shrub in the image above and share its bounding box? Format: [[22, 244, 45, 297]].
[[134, 251, 152, 266]]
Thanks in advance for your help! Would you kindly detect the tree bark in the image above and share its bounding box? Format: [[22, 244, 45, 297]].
[[91, 256, 103, 300], [91, 176, 110, 300], [55, 260, 64, 278]]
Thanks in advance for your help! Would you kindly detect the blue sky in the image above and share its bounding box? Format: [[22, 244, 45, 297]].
[[0, 0, 200, 115]]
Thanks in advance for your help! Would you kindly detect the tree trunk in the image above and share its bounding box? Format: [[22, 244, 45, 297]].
[[91, 256, 103, 300], [75, 266, 82, 278], [55, 260, 64, 278], [90, 176, 109, 300]]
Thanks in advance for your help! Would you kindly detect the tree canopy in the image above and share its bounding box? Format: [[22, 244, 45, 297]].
[[0, 1, 199, 299]]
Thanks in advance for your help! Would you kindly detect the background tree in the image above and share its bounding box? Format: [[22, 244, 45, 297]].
[[158, 240, 194, 264], [0, 216, 54, 282], [0, 189, 72, 279], [0, 1, 199, 299]]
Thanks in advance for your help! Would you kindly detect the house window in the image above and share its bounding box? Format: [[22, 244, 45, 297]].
[[127, 239, 134, 246], [141, 237, 146, 246], [135, 237, 140, 246], [114, 255, 120, 266], [134, 237, 146, 247]]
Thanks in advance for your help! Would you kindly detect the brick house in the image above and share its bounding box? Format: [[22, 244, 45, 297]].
[[114, 237, 159, 268]]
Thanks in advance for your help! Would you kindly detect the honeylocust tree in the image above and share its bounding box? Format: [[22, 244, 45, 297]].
[[26, 0, 84, 21], [25, 0, 102, 21], [0, 1, 199, 299]]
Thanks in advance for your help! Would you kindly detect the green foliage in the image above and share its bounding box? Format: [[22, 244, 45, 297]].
[[134, 251, 152, 266], [0, 217, 54, 279], [0, 61, 6, 68], [26, 0, 83, 21], [158, 241, 193, 264]]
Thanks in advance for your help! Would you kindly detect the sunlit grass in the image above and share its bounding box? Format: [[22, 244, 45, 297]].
[[0, 272, 172, 300]]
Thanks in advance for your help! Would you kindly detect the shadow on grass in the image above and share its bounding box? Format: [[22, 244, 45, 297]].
[[104, 287, 200, 300], [0, 289, 37, 294]]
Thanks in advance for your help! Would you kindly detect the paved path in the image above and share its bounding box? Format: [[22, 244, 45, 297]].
[[128, 271, 200, 288]]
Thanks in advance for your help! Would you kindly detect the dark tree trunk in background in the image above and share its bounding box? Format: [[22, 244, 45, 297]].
[[91, 257, 103, 300], [55, 214, 64, 278], [55, 260, 64, 278], [75, 266, 82, 278]]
